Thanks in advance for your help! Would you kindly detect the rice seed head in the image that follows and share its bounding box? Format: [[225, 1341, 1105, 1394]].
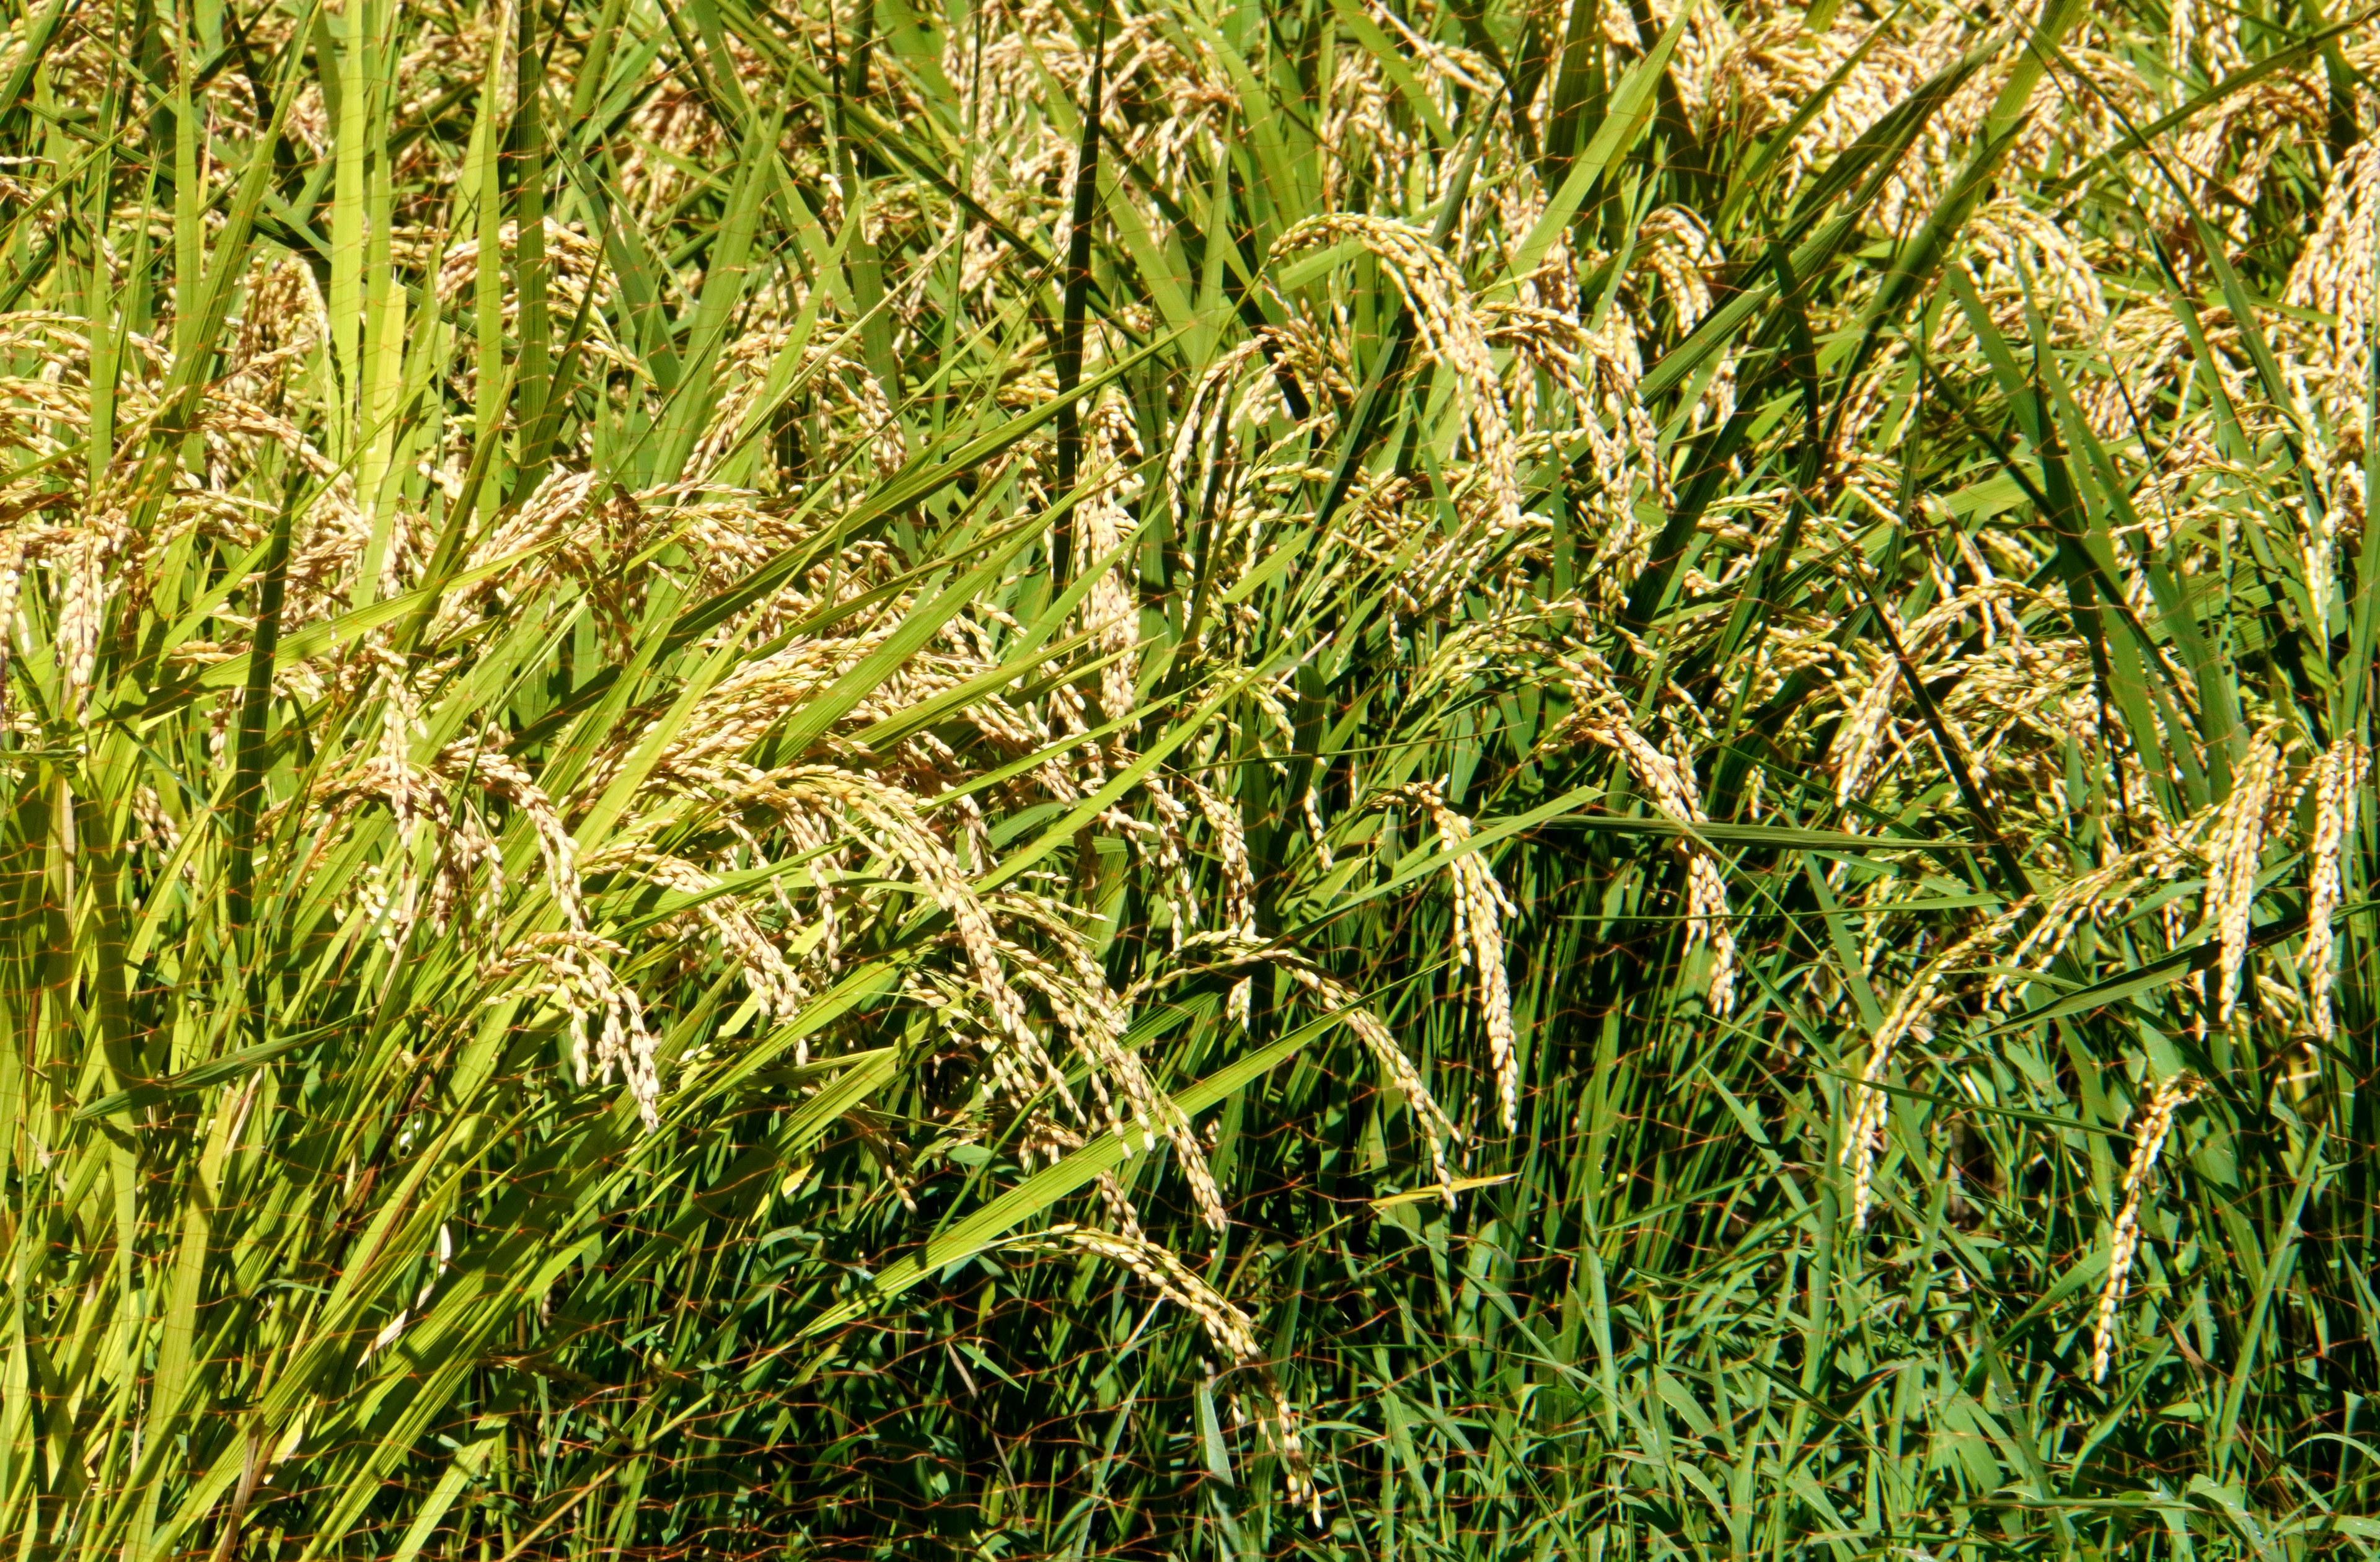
[[1283, 958, 1463, 1194], [1840, 904, 2032, 1230], [1574, 712, 1737, 1015], [2301, 738, 2368, 1041], [2205, 731, 2286, 1022], [1268, 214, 1522, 536], [1380, 780, 1519, 1129], [1002, 1223, 1321, 1521], [487, 931, 661, 1127], [2090, 1070, 2206, 1383]]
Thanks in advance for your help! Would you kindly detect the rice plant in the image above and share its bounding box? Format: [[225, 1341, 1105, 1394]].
[[2, 0, 2377, 1554]]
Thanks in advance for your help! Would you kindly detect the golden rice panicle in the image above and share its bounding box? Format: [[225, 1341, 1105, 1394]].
[[1840, 906, 2030, 1231], [589, 845, 812, 1026], [2205, 731, 2287, 1022], [55, 514, 130, 719], [995, 893, 1228, 1233], [2301, 739, 2368, 1041], [1002, 1224, 1321, 1522], [487, 931, 663, 1129], [1572, 708, 1737, 1015], [1832, 644, 1903, 808], [1283, 961, 1462, 1194], [780, 767, 1042, 1049], [0, 526, 28, 721], [2281, 141, 2380, 431], [1267, 214, 1521, 536], [1141, 932, 1462, 1198], [442, 727, 588, 932], [2091, 1070, 2206, 1383], [1383, 781, 1519, 1131], [1079, 400, 1145, 727], [1184, 776, 1259, 1026]]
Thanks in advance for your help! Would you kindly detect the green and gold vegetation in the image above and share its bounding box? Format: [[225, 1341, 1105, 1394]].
[[4, 0, 2379, 1551]]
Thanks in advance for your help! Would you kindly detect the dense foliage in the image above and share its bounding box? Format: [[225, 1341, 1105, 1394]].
[[3, 0, 2379, 1553]]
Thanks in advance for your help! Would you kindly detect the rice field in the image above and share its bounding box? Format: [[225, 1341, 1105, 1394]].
[[1, 0, 2376, 1554]]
